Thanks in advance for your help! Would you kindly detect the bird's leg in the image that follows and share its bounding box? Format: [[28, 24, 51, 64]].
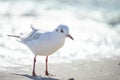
[[32, 55, 37, 76], [45, 56, 54, 76], [45, 56, 49, 76]]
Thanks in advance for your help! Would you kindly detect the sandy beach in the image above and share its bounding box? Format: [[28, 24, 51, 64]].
[[0, 58, 120, 80]]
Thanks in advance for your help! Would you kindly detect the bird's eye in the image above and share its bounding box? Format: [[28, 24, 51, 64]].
[[60, 30, 64, 33]]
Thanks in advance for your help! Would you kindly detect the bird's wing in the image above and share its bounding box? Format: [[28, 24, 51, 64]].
[[21, 25, 44, 42], [22, 31, 42, 42], [29, 32, 42, 40]]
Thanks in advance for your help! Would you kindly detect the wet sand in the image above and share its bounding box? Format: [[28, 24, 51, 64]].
[[0, 58, 120, 80]]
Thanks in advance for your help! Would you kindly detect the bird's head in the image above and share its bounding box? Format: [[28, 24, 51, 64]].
[[55, 24, 74, 40]]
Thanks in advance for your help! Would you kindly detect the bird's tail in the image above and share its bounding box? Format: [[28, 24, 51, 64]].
[[7, 35, 21, 38]]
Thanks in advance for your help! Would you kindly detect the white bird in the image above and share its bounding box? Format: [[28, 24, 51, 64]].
[[8, 24, 74, 76]]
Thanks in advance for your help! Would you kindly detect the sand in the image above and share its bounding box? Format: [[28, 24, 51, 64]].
[[0, 58, 120, 80]]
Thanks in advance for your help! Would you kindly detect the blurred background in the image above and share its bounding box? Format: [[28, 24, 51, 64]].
[[0, 0, 120, 70]]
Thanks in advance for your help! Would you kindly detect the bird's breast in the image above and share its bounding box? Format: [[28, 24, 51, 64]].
[[26, 36, 65, 56]]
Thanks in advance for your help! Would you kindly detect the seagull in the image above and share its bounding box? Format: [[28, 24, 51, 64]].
[[8, 24, 74, 76]]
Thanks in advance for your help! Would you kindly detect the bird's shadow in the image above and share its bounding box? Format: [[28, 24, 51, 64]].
[[13, 73, 59, 80]]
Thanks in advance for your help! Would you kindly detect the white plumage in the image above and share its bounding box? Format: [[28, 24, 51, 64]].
[[8, 24, 74, 76]]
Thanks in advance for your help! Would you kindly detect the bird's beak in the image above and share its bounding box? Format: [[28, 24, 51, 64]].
[[66, 34, 74, 40]]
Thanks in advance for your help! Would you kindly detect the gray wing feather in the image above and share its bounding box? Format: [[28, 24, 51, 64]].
[[22, 30, 42, 42], [29, 32, 41, 40]]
